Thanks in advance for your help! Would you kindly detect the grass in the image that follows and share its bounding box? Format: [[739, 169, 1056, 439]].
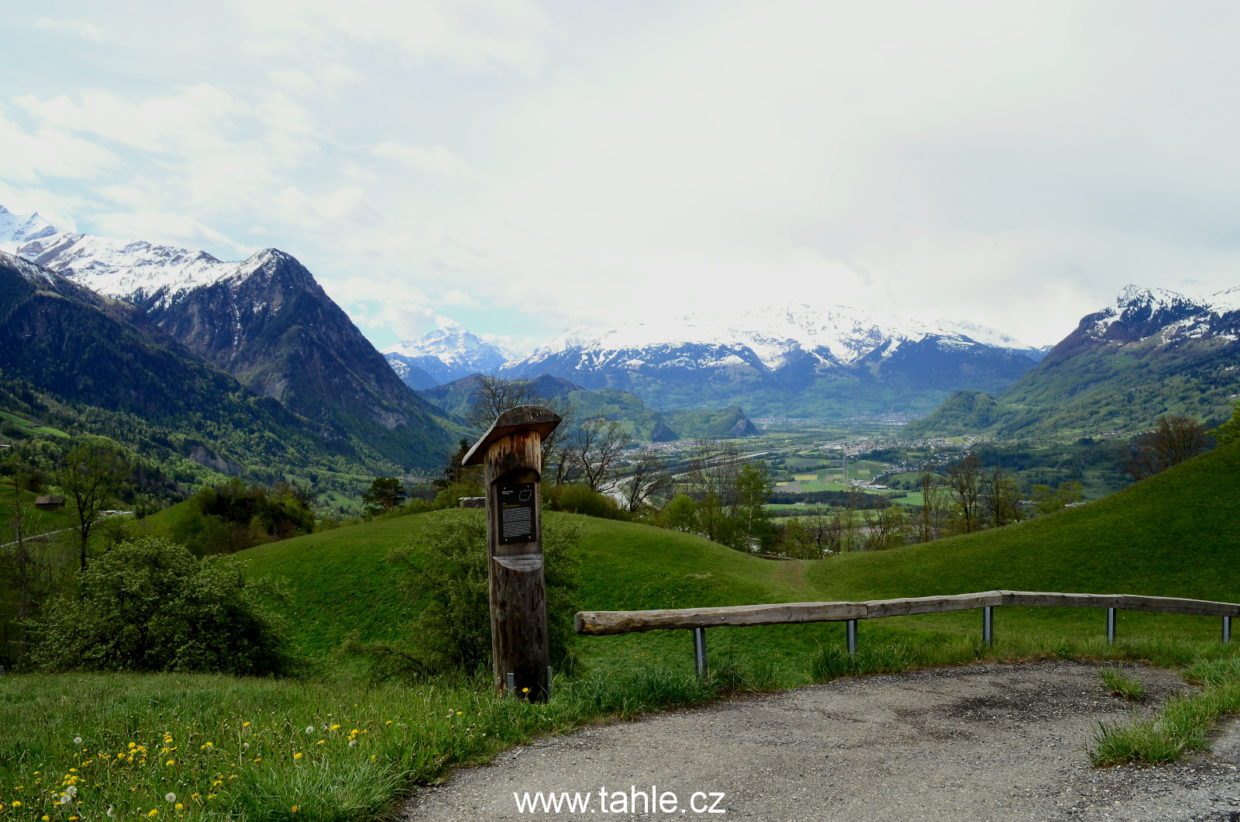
[[3, 443, 1239, 818], [0, 665, 773, 821], [1091, 657, 1240, 766], [1100, 668, 1146, 701]]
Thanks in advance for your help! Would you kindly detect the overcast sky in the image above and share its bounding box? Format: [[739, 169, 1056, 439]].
[[3, 1, 1240, 352]]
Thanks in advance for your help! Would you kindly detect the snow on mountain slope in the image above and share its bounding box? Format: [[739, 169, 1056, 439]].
[[384, 322, 508, 386], [511, 303, 1037, 374], [0, 205, 57, 251], [1209, 286, 1240, 316]]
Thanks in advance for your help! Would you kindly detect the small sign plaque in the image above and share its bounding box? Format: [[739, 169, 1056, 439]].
[[498, 482, 536, 544]]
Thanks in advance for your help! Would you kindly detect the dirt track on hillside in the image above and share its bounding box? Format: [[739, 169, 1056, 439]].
[[401, 661, 1240, 822]]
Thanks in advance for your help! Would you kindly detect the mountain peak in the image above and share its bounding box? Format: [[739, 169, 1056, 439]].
[[384, 322, 508, 388]]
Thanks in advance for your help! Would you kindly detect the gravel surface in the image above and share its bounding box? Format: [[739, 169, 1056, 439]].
[[401, 661, 1239, 822]]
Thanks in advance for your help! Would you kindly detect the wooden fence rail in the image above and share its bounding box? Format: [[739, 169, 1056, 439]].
[[574, 590, 1237, 677]]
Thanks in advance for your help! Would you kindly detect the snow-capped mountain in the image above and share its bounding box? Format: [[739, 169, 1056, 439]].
[[2, 202, 453, 468], [511, 304, 1038, 374], [1078, 284, 1239, 346], [0, 204, 57, 251], [384, 323, 508, 389], [912, 282, 1240, 438], [499, 304, 1044, 415]]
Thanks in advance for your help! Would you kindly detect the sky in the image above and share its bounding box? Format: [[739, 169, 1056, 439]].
[[3, 1, 1240, 354]]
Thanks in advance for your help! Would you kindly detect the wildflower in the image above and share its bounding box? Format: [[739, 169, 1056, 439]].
[[206, 794, 217, 801], [348, 739, 357, 748], [190, 793, 201, 802], [293, 752, 304, 761], [165, 759, 176, 767], [521, 687, 530, 694], [305, 726, 315, 735], [66, 786, 78, 798], [107, 807, 116, 818], [456, 711, 464, 717], [241, 721, 251, 729], [166, 793, 177, 803], [385, 720, 393, 726], [42, 815, 50, 821], [200, 741, 214, 751], [175, 803, 184, 812], [12, 801, 22, 808], [60, 793, 72, 805], [148, 810, 159, 818], [291, 805, 300, 814], [315, 739, 326, 746], [369, 755, 377, 763], [73, 736, 84, 746]]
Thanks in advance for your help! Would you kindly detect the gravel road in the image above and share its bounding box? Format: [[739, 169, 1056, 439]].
[[401, 661, 1239, 822]]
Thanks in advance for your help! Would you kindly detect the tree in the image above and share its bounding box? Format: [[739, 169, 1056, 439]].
[[917, 472, 950, 543], [684, 441, 742, 545], [1215, 403, 1240, 447], [573, 419, 632, 492], [735, 462, 773, 549], [659, 494, 699, 532], [1126, 415, 1208, 480], [862, 503, 907, 550], [61, 442, 129, 572], [1032, 480, 1083, 515], [467, 376, 574, 480], [947, 453, 983, 534], [618, 451, 672, 513], [982, 468, 1023, 528], [363, 477, 407, 514]]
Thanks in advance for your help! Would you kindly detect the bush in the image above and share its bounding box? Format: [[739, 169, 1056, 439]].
[[32, 537, 289, 675], [378, 511, 581, 679], [544, 484, 625, 519]]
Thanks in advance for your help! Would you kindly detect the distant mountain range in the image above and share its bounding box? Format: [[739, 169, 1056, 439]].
[[386, 303, 1047, 418], [2, 204, 458, 476], [417, 374, 758, 442], [908, 285, 1240, 438], [384, 324, 508, 390]]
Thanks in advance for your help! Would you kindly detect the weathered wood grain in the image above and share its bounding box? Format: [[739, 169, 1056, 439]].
[[575, 590, 1240, 635]]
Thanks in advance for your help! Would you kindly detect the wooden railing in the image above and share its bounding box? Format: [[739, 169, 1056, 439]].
[[575, 590, 1237, 676]]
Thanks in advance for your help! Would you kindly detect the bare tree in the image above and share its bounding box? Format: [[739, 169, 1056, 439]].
[[619, 450, 672, 513], [574, 419, 632, 492], [862, 502, 907, 550], [684, 441, 743, 545], [917, 472, 950, 543], [467, 376, 574, 479], [61, 442, 129, 571], [805, 512, 843, 556], [982, 468, 1023, 528], [466, 376, 538, 432], [1126, 415, 1207, 479], [947, 453, 983, 534]]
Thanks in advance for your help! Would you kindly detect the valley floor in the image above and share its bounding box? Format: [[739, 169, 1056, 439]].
[[401, 660, 1240, 822]]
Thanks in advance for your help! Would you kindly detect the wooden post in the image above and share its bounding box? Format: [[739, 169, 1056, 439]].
[[463, 405, 561, 702]]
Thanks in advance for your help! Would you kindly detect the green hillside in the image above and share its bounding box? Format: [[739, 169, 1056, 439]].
[[239, 440, 1240, 678]]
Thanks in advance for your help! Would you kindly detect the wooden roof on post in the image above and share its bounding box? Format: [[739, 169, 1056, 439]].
[[463, 405, 561, 466]]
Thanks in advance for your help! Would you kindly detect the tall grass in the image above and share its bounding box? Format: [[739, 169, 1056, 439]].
[[1090, 657, 1240, 766]]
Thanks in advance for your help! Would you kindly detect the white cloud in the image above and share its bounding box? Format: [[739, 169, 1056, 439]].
[[3, 0, 1240, 349], [373, 142, 472, 176], [33, 17, 106, 43]]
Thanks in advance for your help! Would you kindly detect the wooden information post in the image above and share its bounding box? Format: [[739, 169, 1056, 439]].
[[463, 405, 561, 702]]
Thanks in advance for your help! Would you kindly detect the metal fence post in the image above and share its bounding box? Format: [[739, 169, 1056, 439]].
[[983, 606, 993, 647], [1224, 616, 1232, 644], [846, 619, 858, 657], [693, 627, 708, 678], [1106, 607, 1116, 644]]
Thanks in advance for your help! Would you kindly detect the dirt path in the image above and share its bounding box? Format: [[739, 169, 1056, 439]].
[[401, 661, 1239, 821]]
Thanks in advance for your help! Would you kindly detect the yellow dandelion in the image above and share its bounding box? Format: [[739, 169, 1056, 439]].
[[293, 752, 304, 761], [165, 759, 176, 767], [241, 721, 251, 728], [148, 810, 160, 818], [291, 805, 300, 814], [175, 803, 184, 812], [328, 723, 341, 732]]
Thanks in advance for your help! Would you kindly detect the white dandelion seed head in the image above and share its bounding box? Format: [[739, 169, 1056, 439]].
[[166, 792, 176, 803], [305, 726, 315, 735], [348, 739, 357, 748], [243, 742, 250, 750], [73, 736, 83, 745], [107, 807, 116, 818], [65, 786, 78, 798], [60, 794, 72, 805]]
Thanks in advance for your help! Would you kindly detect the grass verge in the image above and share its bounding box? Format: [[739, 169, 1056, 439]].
[[1100, 668, 1146, 701], [1090, 657, 1240, 766]]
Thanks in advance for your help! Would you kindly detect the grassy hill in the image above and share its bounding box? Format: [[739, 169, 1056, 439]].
[[239, 439, 1240, 679]]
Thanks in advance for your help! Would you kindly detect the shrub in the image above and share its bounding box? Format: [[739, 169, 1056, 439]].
[[32, 537, 289, 675], [379, 511, 581, 679], [544, 484, 625, 519]]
